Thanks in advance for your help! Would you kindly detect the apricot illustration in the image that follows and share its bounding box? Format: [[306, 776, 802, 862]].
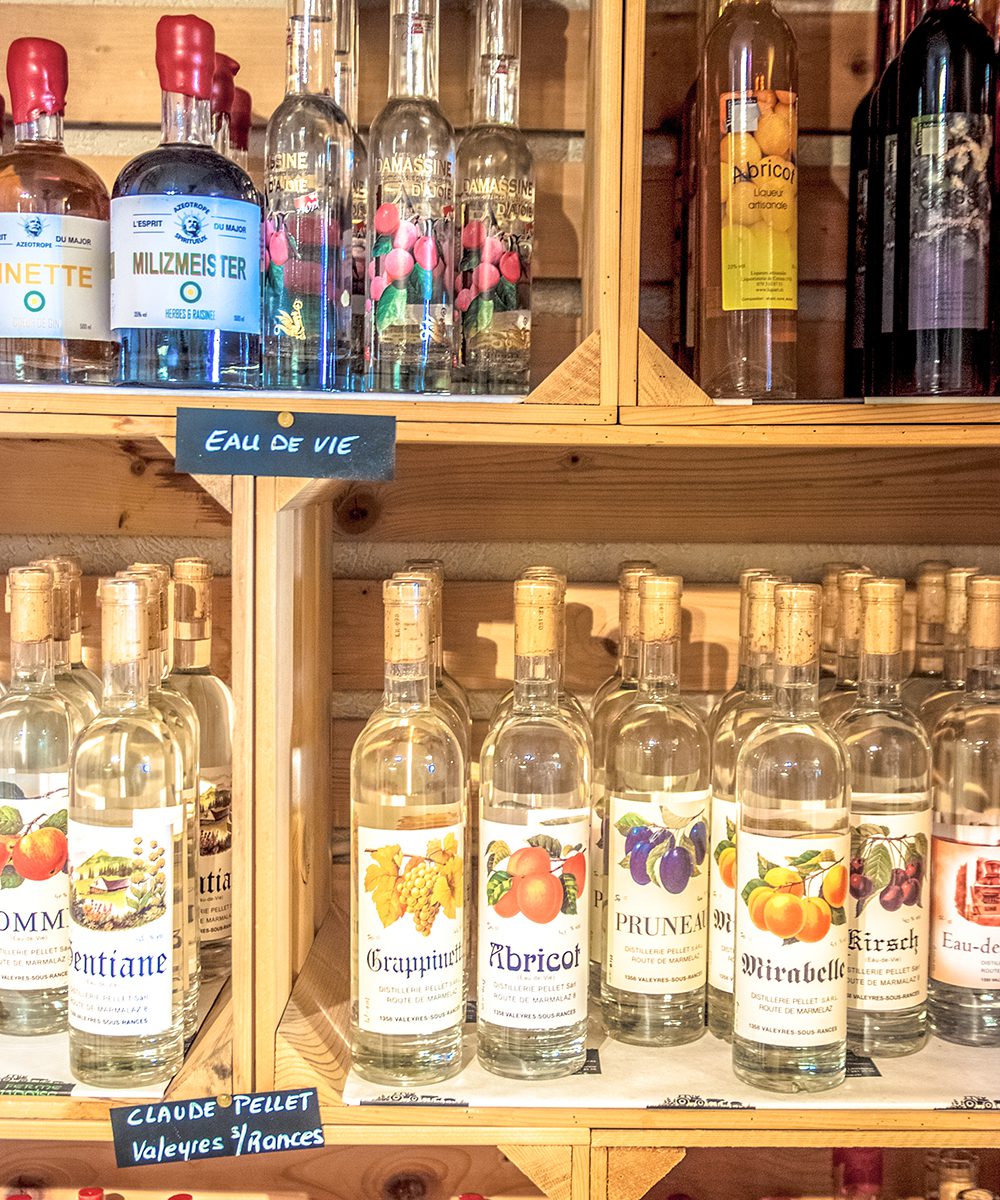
[[12, 827, 68, 881], [507, 846, 551, 877], [494, 886, 520, 918], [747, 884, 774, 930], [729, 181, 762, 226], [822, 863, 848, 908], [797, 896, 832, 943], [718, 845, 736, 889], [763, 865, 804, 896], [514, 871, 563, 924], [562, 851, 586, 892], [755, 106, 794, 158], [763, 891, 806, 939]]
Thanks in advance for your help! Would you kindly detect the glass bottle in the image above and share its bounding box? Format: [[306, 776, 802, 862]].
[[0, 568, 78, 1036], [697, 0, 798, 398], [920, 566, 980, 736], [69, 577, 184, 1087], [601, 575, 710, 1046], [168, 558, 234, 984], [404, 558, 473, 739], [350, 578, 467, 1084], [929, 575, 1000, 1046], [709, 567, 774, 735], [835, 578, 931, 1056], [0, 38, 116, 384], [591, 562, 658, 719], [820, 561, 861, 690], [230, 87, 253, 175], [834, 1148, 884, 1200], [938, 1152, 980, 1200], [733, 583, 850, 1092], [112, 14, 262, 388], [708, 574, 778, 1041], [820, 568, 875, 726], [478, 578, 591, 1078], [49, 554, 102, 707], [211, 53, 240, 159], [264, 0, 353, 391], [30, 559, 99, 728], [902, 563, 950, 711], [367, 0, 456, 393]]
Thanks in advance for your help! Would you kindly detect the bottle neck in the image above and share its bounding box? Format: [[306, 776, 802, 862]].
[[50, 636, 71, 673], [70, 631, 84, 666], [287, 8, 333, 96], [174, 635, 211, 672], [744, 650, 774, 701], [103, 654, 149, 713], [857, 649, 904, 706], [943, 644, 966, 687], [513, 650, 559, 714], [965, 646, 1000, 697], [213, 112, 232, 158], [835, 649, 859, 688], [913, 621, 944, 675], [384, 658, 431, 711], [473, 54, 519, 125], [10, 638, 56, 693], [620, 633, 641, 684], [161, 92, 213, 147], [773, 659, 820, 719], [638, 638, 680, 698], [14, 114, 64, 148], [148, 646, 165, 686], [389, 6, 439, 101]]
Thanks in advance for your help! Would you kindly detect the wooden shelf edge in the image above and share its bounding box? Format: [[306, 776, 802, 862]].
[[623, 401, 1000, 426]]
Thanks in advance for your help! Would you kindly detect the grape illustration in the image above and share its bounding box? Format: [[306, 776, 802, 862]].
[[659, 846, 693, 894]]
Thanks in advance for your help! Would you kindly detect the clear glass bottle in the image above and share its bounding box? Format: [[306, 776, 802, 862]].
[[709, 567, 774, 735], [168, 558, 234, 984], [350, 578, 467, 1084], [834, 578, 931, 1056], [112, 15, 262, 388], [404, 559, 473, 739], [30, 558, 100, 728], [0, 38, 116, 384], [733, 583, 850, 1092], [49, 554, 102, 707], [591, 561, 658, 719], [929, 576, 1000, 1046], [708, 574, 778, 1041], [938, 1152, 980, 1200], [920, 566, 980, 736], [367, 0, 456, 393], [601, 575, 710, 1046], [230, 86, 253, 174], [264, 0, 353, 390], [455, 0, 534, 394], [478, 578, 591, 1078], [0, 567, 78, 1036], [902, 563, 950, 711], [820, 561, 861, 691], [69, 577, 184, 1087], [819, 568, 875, 726], [211, 53, 240, 159]]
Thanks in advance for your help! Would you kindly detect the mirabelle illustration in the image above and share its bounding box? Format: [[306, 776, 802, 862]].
[[364, 832, 462, 936], [484, 835, 585, 924], [741, 847, 846, 945], [712, 815, 737, 889], [0, 793, 70, 890]]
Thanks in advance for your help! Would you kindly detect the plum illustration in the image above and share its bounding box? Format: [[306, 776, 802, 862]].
[[629, 842, 653, 886], [462, 219, 486, 250], [499, 250, 521, 283], [689, 820, 707, 865], [624, 825, 649, 853], [393, 220, 418, 251], [660, 846, 693, 894], [384, 249, 414, 281]]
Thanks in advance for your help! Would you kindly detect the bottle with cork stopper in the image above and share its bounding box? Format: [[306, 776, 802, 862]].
[[477, 576, 591, 1078], [901, 561, 952, 712], [834, 577, 931, 1057], [920, 566, 981, 737], [30, 558, 99, 726], [351, 577, 467, 1084], [709, 568, 774, 734], [819, 568, 876, 726], [403, 559, 473, 744], [69, 576, 184, 1086], [928, 575, 1000, 1046], [820, 562, 863, 692], [46, 554, 102, 705], [733, 583, 850, 1092], [0, 566, 78, 1036]]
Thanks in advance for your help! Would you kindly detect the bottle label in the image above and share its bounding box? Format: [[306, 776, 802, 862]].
[[881, 133, 897, 334], [110, 195, 262, 335], [847, 802, 931, 1011], [707, 795, 738, 994], [478, 811, 589, 1029], [68, 806, 181, 1036], [851, 167, 868, 351], [734, 829, 850, 1046], [352, 176, 369, 314], [356, 823, 465, 1034], [0, 777, 70, 991], [590, 782, 607, 970], [718, 88, 797, 312], [908, 114, 991, 332], [198, 771, 232, 945], [0, 214, 111, 342], [930, 828, 1000, 989]]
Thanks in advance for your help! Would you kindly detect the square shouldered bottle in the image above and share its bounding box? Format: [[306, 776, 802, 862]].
[[0, 38, 116, 384], [111, 15, 262, 389]]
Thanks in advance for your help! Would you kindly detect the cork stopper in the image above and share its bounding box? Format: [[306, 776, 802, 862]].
[[173, 556, 212, 641], [522, 565, 566, 593], [98, 576, 148, 666], [47, 554, 83, 634], [837, 568, 875, 646], [621, 564, 657, 640], [746, 575, 780, 654], [6, 566, 54, 644], [966, 576, 1000, 650], [30, 558, 73, 641], [383, 577, 430, 665], [916, 565, 948, 626], [821, 562, 859, 647], [620, 560, 657, 578], [861, 578, 905, 655], [405, 559, 444, 591], [119, 570, 163, 652], [944, 566, 981, 637], [639, 574, 683, 641], [739, 569, 772, 638], [775, 583, 821, 667], [514, 578, 561, 657]]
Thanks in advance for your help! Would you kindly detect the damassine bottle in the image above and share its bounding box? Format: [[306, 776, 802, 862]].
[[211, 53, 240, 159], [920, 566, 980, 735], [601, 575, 710, 1046], [835, 578, 931, 1056], [733, 583, 850, 1092], [351, 578, 467, 1084], [902, 563, 951, 711], [709, 568, 774, 735], [478, 578, 591, 1078], [819, 569, 876, 726], [30, 558, 100, 727]]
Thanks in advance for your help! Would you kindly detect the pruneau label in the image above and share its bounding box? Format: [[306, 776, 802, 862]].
[[0, 213, 111, 341], [356, 824, 464, 1035], [930, 826, 1000, 989], [110, 194, 261, 334], [478, 809, 589, 1029], [0, 776, 70, 991], [734, 828, 850, 1047], [68, 806, 182, 1037], [589, 780, 607, 969], [606, 790, 709, 995], [198, 771, 232, 944], [881, 134, 898, 334], [847, 802, 931, 1011], [708, 795, 738, 994]]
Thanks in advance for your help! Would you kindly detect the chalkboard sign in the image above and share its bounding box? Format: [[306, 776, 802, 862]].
[[110, 1088, 324, 1167], [175, 407, 395, 480]]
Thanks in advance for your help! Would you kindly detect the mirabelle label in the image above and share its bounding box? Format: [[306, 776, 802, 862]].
[[707, 795, 738, 995], [930, 827, 1000, 990]]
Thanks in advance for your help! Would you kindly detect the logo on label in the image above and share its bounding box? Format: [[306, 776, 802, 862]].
[[179, 281, 203, 304], [22, 215, 46, 239], [175, 202, 210, 246], [275, 298, 307, 341], [23, 291, 46, 313]]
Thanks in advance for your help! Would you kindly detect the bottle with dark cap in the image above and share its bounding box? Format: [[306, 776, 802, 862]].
[[211, 52, 240, 159]]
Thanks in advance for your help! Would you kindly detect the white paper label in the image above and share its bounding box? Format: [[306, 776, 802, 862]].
[[848, 801, 931, 1011], [605, 790, 709, 995], [930, 826, 1000, 989], [110, 195, 261, 334], [68, 806, 181, 1036], [0, 214, 111, 341], [198, 772, 232, 944], [734, 828, 850, 1046], [478, 810, 589, 1029], [590, 779, 607, 969], [356, 823, 465, 1035], [708, 794, 738, 994]]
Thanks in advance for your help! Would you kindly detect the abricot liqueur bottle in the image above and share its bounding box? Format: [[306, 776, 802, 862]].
[[230, 87, 253, 175], [111, 15, 261, 388], [902, 563, 950, 711], [367, 0, 456, 393], [921, 566, 981, 735], [929, 575, 1000, 1045], [51, 554, 102, 707], [819, 568, 876, 726], [478, 578, 591, 1078], [733, 583, 850, 1092], [29, 558, 99, 727], [602, 575, 710, 1045], [265, 0, 353, 390], [0, 38, 115, 384], [350, 578, 467, 1084], [456, 0, 534, 394], [834, 578, 931, 1056], [0, 568, 78, 1036], [709, 567, 774, 735], [69, 577, 183, 1086], [211, 53, 240, 159]]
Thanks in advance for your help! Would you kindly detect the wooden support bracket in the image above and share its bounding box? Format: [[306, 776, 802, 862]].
[[156, 434, 234, 512], [498, 1143, 578, 1200], [636, 330, 713, 407], [591, 1145, 686, 1200], [524, 330, 602, 406]]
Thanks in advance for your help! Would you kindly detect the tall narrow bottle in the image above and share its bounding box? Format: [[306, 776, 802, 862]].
[[820, 568, 875, 725], [211, 53, 240, 159], [591, 562, 658, 719], [230, 87, 253, 174], [351, 578, 467, 1083], [709, 567, 774, 735], [0, 568, 78, 1036], [404, 559, 473, 739], [698, 0, 798, 398], [602, 575, 710, 1045], [902, 563, 950, 711], [69, 577, 184, 1086], [929, 575, 1000, 1046], [50, 555, 102, 707], [30, 558, 100, 727], [835, 578, 931, 1056], [821, 562, 859, 690], [733, 583, 850, 1092], [478, 578, 591, 1078], [920, 566, 981, 735]]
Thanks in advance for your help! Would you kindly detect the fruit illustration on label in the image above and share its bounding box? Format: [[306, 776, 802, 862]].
[[484, 835, 584, 923], [457, 209, 531, 341], [370, 192, 452, 341], [849, 823, 927, 917], [740, 846, 846, 944], [0, 793, 69, 890], [70, 835, 167, 931], [363, 832, 463, 936], [713, 813, 737, 889], [615, 805, 707, 895]]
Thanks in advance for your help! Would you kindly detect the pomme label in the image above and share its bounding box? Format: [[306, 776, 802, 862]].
[[606, 790, 709, 996], [198, 771, 232, 945], [734, 829, 849, 1047], [930, 827, 1000, 990], [707, 795, 738, 995]]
